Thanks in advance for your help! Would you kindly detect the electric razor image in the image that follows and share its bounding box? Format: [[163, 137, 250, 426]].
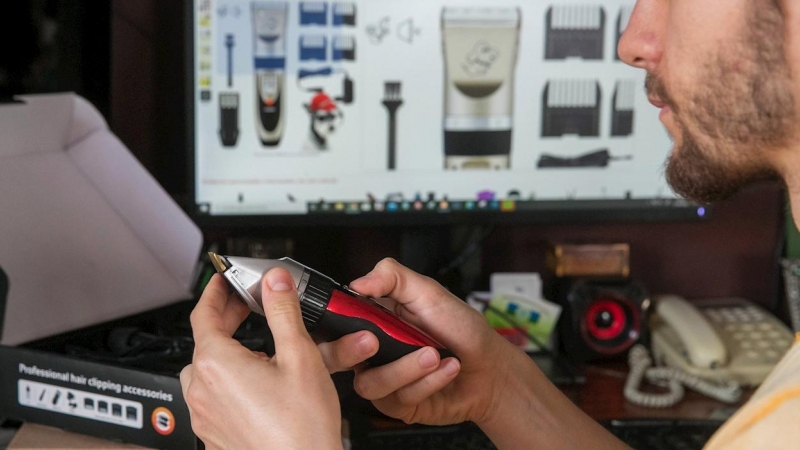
[[252, 2, 288, 147], [208, 253, 455, 367], [441, 7, 521, 170]]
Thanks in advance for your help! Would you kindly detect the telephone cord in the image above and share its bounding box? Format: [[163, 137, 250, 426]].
[[624, 345, 742, 408]]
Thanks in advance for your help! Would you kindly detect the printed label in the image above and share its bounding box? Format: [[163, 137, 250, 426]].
[[18, 379, 143, 429]]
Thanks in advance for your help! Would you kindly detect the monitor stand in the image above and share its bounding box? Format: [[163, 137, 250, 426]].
[[399, 227, 451, 277], [399, 225, 486, 300]]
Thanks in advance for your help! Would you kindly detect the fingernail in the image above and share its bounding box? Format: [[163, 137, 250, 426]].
[[419, 348, 438, 369], [357, 333, 374, 354], [443, 358, 460, 376], [266, 269, 293, 292], [350, 275, 371, 286]]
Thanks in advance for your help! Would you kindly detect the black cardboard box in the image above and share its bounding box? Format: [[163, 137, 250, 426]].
[[0, 301, 202, 449]]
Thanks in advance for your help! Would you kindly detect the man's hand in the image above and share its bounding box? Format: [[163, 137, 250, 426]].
[[317, 258, 525, 427], [180, 271, 343, 450]]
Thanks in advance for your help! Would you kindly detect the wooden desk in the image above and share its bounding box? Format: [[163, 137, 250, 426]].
[[562, 361, 752, 422]]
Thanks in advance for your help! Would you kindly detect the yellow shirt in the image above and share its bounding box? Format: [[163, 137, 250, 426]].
[[704, 333, 800, 449]]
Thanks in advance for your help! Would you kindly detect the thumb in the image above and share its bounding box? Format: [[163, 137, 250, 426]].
[[262, 268, 314, 356]]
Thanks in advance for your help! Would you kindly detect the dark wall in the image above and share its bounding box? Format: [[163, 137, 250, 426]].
[[0, 1, 110, 116], [111, 0, 187, 198], [109, 2, 787, 314]]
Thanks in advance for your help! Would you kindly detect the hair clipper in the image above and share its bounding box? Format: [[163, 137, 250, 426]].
[[208, 253, 455, 366]]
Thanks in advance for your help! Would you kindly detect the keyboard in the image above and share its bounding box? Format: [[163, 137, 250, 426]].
[[605, 419, 724, 450], [351, 422, 495, 450], [352, 418, 724, 450]]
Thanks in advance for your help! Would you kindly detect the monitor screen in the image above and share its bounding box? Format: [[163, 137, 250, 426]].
[[190, 0, 702, 224]]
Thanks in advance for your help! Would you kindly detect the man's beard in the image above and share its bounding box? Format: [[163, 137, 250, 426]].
[[649, 2, 795, 204]]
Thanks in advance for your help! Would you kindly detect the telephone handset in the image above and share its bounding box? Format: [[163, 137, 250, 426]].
[[625, 296, 794, 408]]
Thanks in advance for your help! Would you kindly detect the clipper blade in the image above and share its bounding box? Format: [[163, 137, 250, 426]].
[[208, 252, 230, 272]]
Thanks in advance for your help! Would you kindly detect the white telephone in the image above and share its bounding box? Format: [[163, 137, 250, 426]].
[[625, 296, 794, 408]]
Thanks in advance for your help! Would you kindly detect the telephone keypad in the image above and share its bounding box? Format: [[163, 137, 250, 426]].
[[703, 304, 793, 367]]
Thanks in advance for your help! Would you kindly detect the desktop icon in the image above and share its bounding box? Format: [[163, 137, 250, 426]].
[[335, 202, 345, 211], [501, 200, 516, 212], [477, 190, 496, 201], [387, 202, 399, 211], [439, 201, 449, 211], [361, 202, 372, 212], [414, 201, 424, 210]]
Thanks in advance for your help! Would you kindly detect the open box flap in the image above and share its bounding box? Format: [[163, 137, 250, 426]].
[[0, 93, 203, 345]]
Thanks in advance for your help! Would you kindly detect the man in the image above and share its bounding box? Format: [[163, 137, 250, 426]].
[[179, 0, 800, 448]]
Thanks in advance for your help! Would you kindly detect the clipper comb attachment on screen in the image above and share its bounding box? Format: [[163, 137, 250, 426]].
[[545, 5, 605, 60], [542, 79, 601, 137], [332, 35, 356, 61], [333, 2, 356, 26], [300, 35, 328, 61], [299, 2, 327, 26], [615, 6, 633, 61], [611, 80, 635, 137]]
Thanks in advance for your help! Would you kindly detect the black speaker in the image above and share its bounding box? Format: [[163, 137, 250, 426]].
[[557, 278, 650, 361]]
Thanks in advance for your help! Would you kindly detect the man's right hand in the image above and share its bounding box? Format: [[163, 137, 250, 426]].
[[316, 258, 531, 427]]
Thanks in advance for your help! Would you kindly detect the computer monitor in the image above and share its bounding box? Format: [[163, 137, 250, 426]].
[[188, 0, 703, 227]]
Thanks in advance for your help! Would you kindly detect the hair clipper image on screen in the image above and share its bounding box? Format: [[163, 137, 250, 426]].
[[441, 7, 521, 170], [219, 33, 239, 148], [542, 79, 601, 137], [252, 2, 288, 147], [545, 5, 605, 60]]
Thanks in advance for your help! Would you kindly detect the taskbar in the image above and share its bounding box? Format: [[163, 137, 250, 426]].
[[306, 198, 706, 217]]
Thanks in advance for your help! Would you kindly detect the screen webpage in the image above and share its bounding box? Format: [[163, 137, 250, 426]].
[[193, 0, 693, 217]]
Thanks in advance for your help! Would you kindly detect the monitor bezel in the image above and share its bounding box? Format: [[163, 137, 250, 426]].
[[184, 0, 707, 230]]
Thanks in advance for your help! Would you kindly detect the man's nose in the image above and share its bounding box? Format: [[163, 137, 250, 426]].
[[617, 0, 664, 73]]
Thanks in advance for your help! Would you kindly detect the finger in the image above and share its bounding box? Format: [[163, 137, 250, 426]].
[[385, 357, 461, 406], [349, 259, 486, 349], [179, 364, 193, 400], [348, 258, 455, 315], [353, 347, 441, 400], [221, 290, 252, 333], [252, 351, 271, 361], [261, 268, 315, 356], [317, 331, 379, 374], [190, 275, 249, 344]]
